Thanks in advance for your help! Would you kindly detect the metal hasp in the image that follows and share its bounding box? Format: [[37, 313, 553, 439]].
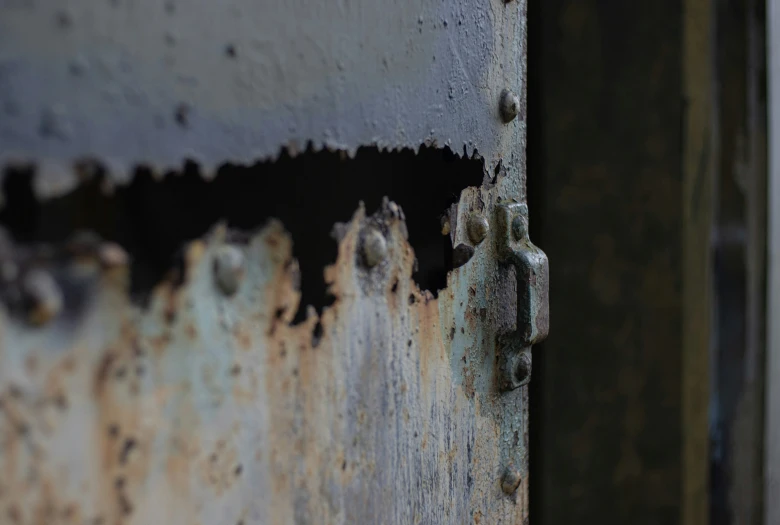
[[495, 201, 549, 390]]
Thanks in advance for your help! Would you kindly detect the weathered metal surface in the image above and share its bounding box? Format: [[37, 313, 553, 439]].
[[0, 192, 531, 524], [0, 0, 527, 197], [767, 3, 780, 522], [0, 0, 534, 520]]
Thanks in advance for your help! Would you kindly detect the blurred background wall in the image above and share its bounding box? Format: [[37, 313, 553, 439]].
[[525, 0, 767, 524]]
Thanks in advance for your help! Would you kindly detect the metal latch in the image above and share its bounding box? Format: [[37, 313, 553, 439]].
[[495, 201, 550, 390]]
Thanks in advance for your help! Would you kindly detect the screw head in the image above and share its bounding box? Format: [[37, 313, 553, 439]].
[[501, 466, 522, 494], [362, 227, 387, 268], [213, 245, 244, 296], [467, 213, 490, 244], [499, 89, 520, 123], [22, 269, 63, 326]]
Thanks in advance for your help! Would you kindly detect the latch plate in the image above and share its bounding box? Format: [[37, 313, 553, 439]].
[[495, 201, 550, 390]]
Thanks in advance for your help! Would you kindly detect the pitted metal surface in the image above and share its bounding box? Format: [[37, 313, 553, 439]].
[[0, 0, 534, 520], [0, 0, 527, 197], [0, 195, 530, 524]]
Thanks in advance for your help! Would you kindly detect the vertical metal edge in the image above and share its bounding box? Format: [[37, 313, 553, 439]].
[[736, 1, 768, 521], [765, 1, 780, 522], [682, 0, 715, 522]]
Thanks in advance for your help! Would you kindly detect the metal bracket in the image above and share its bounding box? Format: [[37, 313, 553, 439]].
[[495, 202, 550, 390]]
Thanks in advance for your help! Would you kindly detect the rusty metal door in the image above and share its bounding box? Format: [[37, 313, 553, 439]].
[[0, 1, 545, 523]]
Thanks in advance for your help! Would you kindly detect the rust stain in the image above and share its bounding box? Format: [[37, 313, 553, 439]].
[[24, 355, 38, 375], [147, 333, 172, 356], [233, 324, 252, 351], [185, 323, 198, 340], [93, 352, 117, 396]]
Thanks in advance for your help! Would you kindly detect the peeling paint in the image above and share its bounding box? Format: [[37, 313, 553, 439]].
[[0, 0, 532, 519], [0, 196, 530, 524]]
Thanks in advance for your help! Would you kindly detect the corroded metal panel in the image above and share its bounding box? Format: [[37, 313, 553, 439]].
[[0, 194, 530, 524], [0, 0, 527, 196], [0, 0, 534, 522]]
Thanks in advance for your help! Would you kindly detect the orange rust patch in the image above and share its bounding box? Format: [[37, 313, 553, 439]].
[[185, 323, 198, 340], [60, 355, 76, 373], [24, 355, 38, 375], [233, 325, 252, 351], [414, 292, 443, 390], [185, 240, 206, 271], [463, 366, 476, 399], [147, 333, 172, 356], [93, 352, 117, 396]]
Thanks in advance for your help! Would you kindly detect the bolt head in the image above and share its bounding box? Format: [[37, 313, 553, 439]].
[[501, 467, 522, 494], [213, 245, 244, 296], [22, 269, 63, 326], [499, 89, 520, 123], [467, 213, 490, 244], [362, 227, 387, 268]]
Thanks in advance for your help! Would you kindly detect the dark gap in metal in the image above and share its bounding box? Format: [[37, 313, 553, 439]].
[[311, 320, 324, 348], [0, 166, 40, 241], [0, 145, 484, 324]]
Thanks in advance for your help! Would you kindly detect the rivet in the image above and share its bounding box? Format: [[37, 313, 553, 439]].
[[511, 215, 528, 241], [501, 467, 522, 494], [362, 227, 387, 268], [213, 245, 244, 296], [99, 242, 129, 268], [467, 213, 490, 244], [514, 351, 532, 385], [452, 244, 475, 269], [23, 269, 63, 326], [499, 89, 520, 123]]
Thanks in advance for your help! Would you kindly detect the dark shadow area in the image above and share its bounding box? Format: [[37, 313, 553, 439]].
[[527, 1, 685, 524], [0, 145, 484, 322], [709, 1, 767, 523]]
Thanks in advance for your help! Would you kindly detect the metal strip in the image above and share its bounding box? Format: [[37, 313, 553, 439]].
[[764, 1, 780, 522], [0, 0, 526, 196]]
